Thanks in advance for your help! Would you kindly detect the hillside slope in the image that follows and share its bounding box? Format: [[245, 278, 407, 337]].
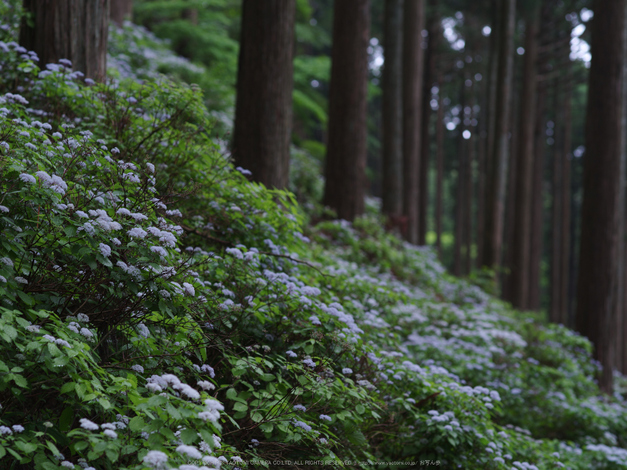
[[0, 17, 627, 470]]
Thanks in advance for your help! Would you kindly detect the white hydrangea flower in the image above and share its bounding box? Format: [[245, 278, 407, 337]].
[[79, 418, 99, 431], [19, 173, 36, 184], [175, 445, 202, 460], [128, 227, 147, 238], [143, 450, 168, 468], [99, 243, 111, 257], [197, 381, 215, 391]]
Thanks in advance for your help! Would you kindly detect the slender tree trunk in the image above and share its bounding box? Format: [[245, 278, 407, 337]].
[[382, 0, 404, 219], [502, 72, 518, 302], [454, 79, 466, 276], [616, 1, 627, 374], [418, 0, 439, 245], [479, 0, 500, 268], [232, 0, 295, 190], [560, 62, 573, 326], [482, 0, 516, 274], [403, 0, 426, 243], [551, 71, 564, 322], [510, 8, 539, 310], [435, 72, 444, 256], [110, 0, 132, 26], [464, 89, 475, 274], [576, 0, 626, 394], [322, 1, 370, 220], [20, 0, 110, 81], [476, 80, 488, 269], [529, 76, 546, 311]]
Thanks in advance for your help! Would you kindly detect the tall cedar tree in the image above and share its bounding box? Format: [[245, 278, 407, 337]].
[[110, 0, 132, 26], [435, 71, 444, 256], [510, 6, 539, 310], [19, 0, 110, 82], [323, 0, 370, 220], [403, 0, 426, 244], [481, 0, 515, 271], [576, 0, 626, 393], [418, 0, 440, 245], [382, 0, 404, 219], [232, 0, 296, 190], [478, 0, 500, 268], [550, 24, 573, 325], [454, 78, 467, 277]]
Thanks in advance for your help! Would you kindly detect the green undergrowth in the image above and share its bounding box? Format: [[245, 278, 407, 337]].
[[1, 11, 627, 470]]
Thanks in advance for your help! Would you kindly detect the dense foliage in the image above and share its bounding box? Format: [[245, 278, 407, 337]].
[[1, 7, 627, 470]]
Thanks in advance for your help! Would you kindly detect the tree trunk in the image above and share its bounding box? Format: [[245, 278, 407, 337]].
[[454, 79, 466, 277], [481, 0, 516, 273], [232, 0, 296, 190], [560, 62, 572, 326], [110, 0, 132, 26], [576, 0, 626, 393], [435, 72, 444, 256], [550, 73, 564, 322], [464, 86, 475, 274], [403, 0, 426, 244], [20, 0, 110, 82], [418, 0, 439, 245], [510, 8, 539, 310], [322, 0, 370, 221], [382, 0, 404, 219], [528, 73, 546, 311], [479, 0, 500, 268]]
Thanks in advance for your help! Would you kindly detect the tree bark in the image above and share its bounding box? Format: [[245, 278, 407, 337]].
[[20, 0, 110, 82], [382, 0, 404, 219], [510, 8, 539, 310], [403, 0, 426, 244], [481, 0, 516, 273], [322, 0, 370, 220], [418, 0, 439, 245], [479, 0, 500, 268], [110, 0, 132, 26], [576, 0, 626, 393], [560, 63, 572, 326], [454, 79, 466, 277], [232, 0, 296, 190], [435, 72, 444, 256]]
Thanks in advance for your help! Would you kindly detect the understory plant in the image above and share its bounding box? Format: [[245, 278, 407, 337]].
[[2, 10, 627, 470]]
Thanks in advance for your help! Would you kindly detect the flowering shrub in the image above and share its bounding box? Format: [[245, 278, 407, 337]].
[[2, 9, 627, 470]]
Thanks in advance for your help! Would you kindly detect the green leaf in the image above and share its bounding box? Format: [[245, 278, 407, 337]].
[[60, 382, 76, 394], [355, 404, 365, 415], [251, 412, 263, 423], [98, 398, 112, 410], [225, 388, 238, 400], [180, 428, 199, 445], [129, 416, 146, 432], [147, 395, 167, 407], [261, 373, 275, 382], [105, 448, 119, 463], [0, 445, 5, 459], [233, 402, 248, 412], [166, 402, 181, 420], [15, 441, 37, 453], [0, 325, 17, 341], [74, 441, 88, 452], [59, 407, 74, 432]]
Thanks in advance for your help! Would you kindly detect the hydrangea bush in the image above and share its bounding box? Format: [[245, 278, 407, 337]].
[[2, 8, 627, 470]]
